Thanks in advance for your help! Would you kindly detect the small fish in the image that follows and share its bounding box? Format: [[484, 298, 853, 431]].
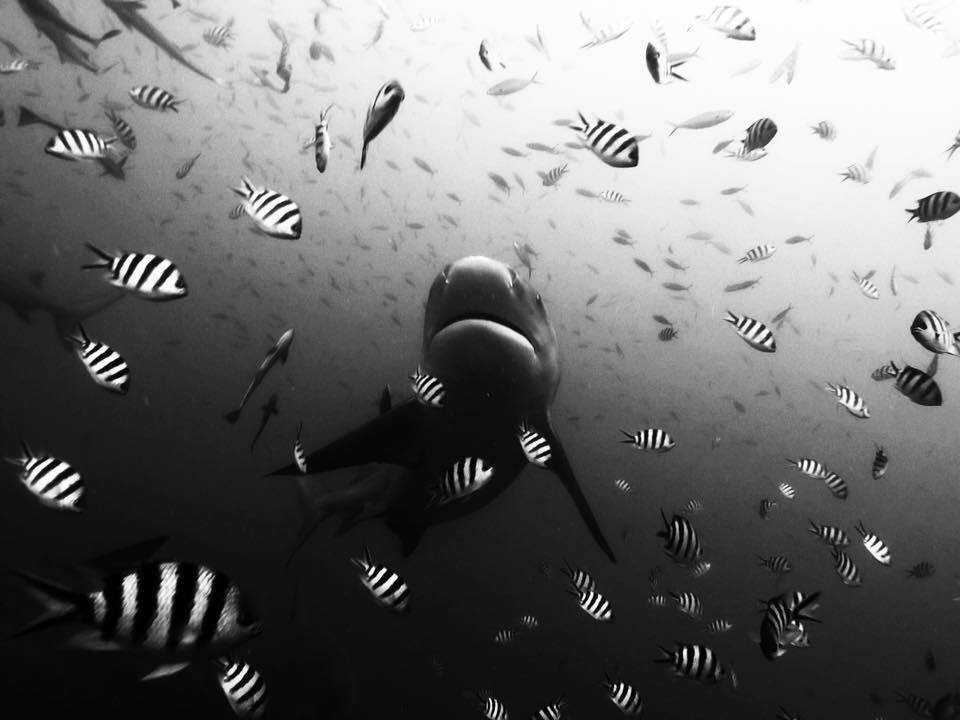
[[907, 561, 934, 578], [856, 521, 891, 565], [852, 272, 880, 299], [130, 85, 183, 112], [633, 258, 653, 275], [690, 560, 712, 578], [203, 20, 234, 48], [83, 245, 187, 300], [743, 118, 777, 152], [517, 422, 552, 467], [656, 643, 737, 687], [906, 191, 960, 223], [658, 327, 679, 342], [695, 5, 756, 40], [215, 657, 267, 719], [662, 282, 690, 292], [758, 498, 778, 519], [501, 146, 526, 157], [518, 614, 539, 630], [785, 235, 812, 245], [411, 366, 445, 407], [303, 104, 334, 173], [70, 325, 129, 394], [175, 152, 201, 179], [652, 314, 671, 325], [668, 110, 734, 135], [540, 163, 568, 187], [807, 521, 849, 546], [757, 555, 792, 575], [474, 692, 508, 720], [614, 478, 632, 494], [488, 172, 511, 196], [724, 311, 776, 352], [561, 563, 595, 593], [361, 80, 404, 169], [620, 428, 675, 453], [724, 279, 760, 292], [842, 38, 895, 69], [230, 177, 302, 239], [487, 72, 540, 97], [725, 144, 768, 162], [569, 112, 641, 168], [657, 511, 702, 565], [478, 39, 506, 71], [680, 499, 703, 515], [105, 110, 136, 149], [832, 548, 862, 586], [5, 443, 85, 511], [493, 629, 516, 645], [896, 694, 934, 718], [811, 120, 836, 140], [889, 168, 932, 199], [786, 457, 828, 478], [672, 591, 703, 619], [706, 619, 733, 634], [825, 383, 870, 418], [431, 457, 495, 506], [769, 43, 799, 84], [737, 245, 775, 264], [351, 548, 410, 613], [822, 472, 849, 500], [778, 482, 796, 499], [720, 186, 747, 195], [574, 589, 613, 622], [223, 329, 293, 424], [294, 422, 307, 473], [599, 189, 629, 204], [603, 677, 643, 714]]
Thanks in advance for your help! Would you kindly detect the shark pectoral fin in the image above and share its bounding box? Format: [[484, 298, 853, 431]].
[[266, 399, 428, 476], [542, 426, 616, 562]]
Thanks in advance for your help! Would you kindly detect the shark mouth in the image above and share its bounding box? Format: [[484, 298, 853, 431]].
[[433, 313, 536, 353]]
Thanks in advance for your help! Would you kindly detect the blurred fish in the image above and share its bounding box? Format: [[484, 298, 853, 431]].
[[906, 191, 960, 222], [811, 120, 836, 140], [712, 139, 735, 154], [833, 548, 862, 585], [203, 19, 234, 48], [769, 43, 799, 84], [599, 189, 629, 203], [694, 5, 756, 40], [743, 118, 777, 152], [361, 80, 404, 169], [730, 57, 762, 76], [15, 0, 120, 74], [785, 235, 813, 244], [947, 130, 960, 160], [487, 72, 540, 96], [889, 169, 932, 199], [904, 2, 945, 33], [668, 110, 733, 135], [659, 327, 678, 342], [501, 146, 526, 157], [303, 104, 334, 173], [105, 110, 136, 149], [488, 172, 511, 195], [738, 245, 775, 264], [646, 20, 686, 84], [603, 677, 643, 714], [907, 561, 935, 578], [720, 186, 747, 195], [634, 259, 654, 275], [214, 657, 267, 719], [250, 393, 279, 452], [662, 282, 690, 291], [725, 144, 767, 161], [842, 38, 895, 69], [175, 152, 201, 179], [224, 329, 294, 423], [478, 39, 506, 71]]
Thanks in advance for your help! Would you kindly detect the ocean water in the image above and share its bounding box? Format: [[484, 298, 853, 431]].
[[3, 0, 960, 718]]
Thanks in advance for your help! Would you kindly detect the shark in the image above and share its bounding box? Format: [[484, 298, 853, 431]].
[[15, 0, 120, 74], [17, 105, 129, 180], [269, 255, 616, 562], [101, 0, 223, 84]]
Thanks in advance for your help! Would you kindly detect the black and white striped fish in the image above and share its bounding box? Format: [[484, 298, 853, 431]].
[[531, 700, 565, 720], [569, 112, 640, 168], [896, 693, 934, 718], [681, 498, 703, 514], [842, 38, 895, 69], [695, 5, 756, 40], [907, 561, 934, 578], [758, 591, 820, 661], [214, 657, 267, 719], [757, 498, 777, 519], [130, 85, 184, 112], [743, 118, 777, 152], [724, 311, 776, 352], [871, 445, 888, 479], [6, 443, 85, 511], [431, 457, 495, 505], [839, 162, 871, 184], [786, 457, 828, 479], [672, 591, 702, 618], [852, 272, 880, 299], [690, 560, 712, 578], [175, 152, 201, 179], [757, 555, 792, 575], [45, 128, 117, 161], [658, 326, 679, 342], [706, 619, 733, 634], [825, 383, 870, 418], [12, 560, 261, 672], [475, 691, 508, 720], [70, 325, 129, 394], [410, 366, 446, 407], [832, 548, 862, 586], [518, 614, 539, 630], [807, 521, 849, 547], [105, 110, 136, 149], [778, 482, 796, 499], [620, 427, 676, 452], [911, 310, 960, 355], [493, 628, 516, 645], [811, 120, 836, 140], [574, 589, 613, 622], [906, 191, 960, 223], [517, 423, 551, 467], [603, 676, 643, 715], [230, 176, 302, 240], [737, 245, 776, 263], [351, 548, 410, 613], [293, 422, 307, 473], [614, 478, 632, 494], [648, 593, 668, 608], [203, 19, 235, 48], [304, 104, 334, 173], [540, 163, 568, 187], [884, 362, 943, 406], [599, 189, 629, 203], [561, 562, 596, 593], [856, 521, 891, 565], [658, 511, 702, 565], [822, 471, 849, 500], [83, 244, 187, 300], [656, 643, 737, 687], [872, 362, 898, 381]]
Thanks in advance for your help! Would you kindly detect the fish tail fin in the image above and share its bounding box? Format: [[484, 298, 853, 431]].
[[618, 429, 634, 443], [17, 105, 45, 127], [360, 142, 369, 170], [81, 243, 113, 270], [806, 519, 819, 534], [653, 645, 673, 663], [667, 123, 678, 136], [70, 323, 89, 347], [905, 206, 919, 222], [569, 111, 587, 133], [96, 61, 119, 76], [9, 570, 85, 638], [723, 311, 737, 325], [224, 409, 241, 424], [169, 100, 185, 113], [231, 176, 254, 199], [530, 70, 540, 84], [736, 257, 747, 264], [95, 29, 122, 47]]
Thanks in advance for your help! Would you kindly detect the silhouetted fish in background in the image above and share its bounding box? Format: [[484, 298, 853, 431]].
[[14, 0, 120, 74], [250, 393, 279, 452]]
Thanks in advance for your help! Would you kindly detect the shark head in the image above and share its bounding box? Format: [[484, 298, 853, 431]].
[[421, 256, 559, 416]]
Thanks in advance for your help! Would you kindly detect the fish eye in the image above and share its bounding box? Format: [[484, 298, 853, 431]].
[[536, 293, 543, 305]]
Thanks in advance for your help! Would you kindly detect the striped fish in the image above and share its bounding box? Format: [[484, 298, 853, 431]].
[[842, 38, 895, 69], [574, 589, 613, 622], [0, 58, 39, 73], [758, 498, 778, 519], [410, 366, 445, 407], [778, 482, 796, 499], [614, 478, 633, 494], [648, 593, 668, 608], [293, 423, 307, 473], [175, 152, 201, 180], [540, 163, 568, 187], [203, 20, 235, 48], [656, 643, 737, 687], [811, 120, 836, 140], [911, 310, 960, 355], [904, 2, 945, 33], [681, 498, 703, 514], [658, 511, 702, 565], [6, 443, 85, 511], [230, 177, 302, 240], [432, 457, 495, 505], [724, 311, 776, 352], [840, 162, 871, 184], [872, 445, 888, 479], [737, 245, 776, 263], [807, 521, 849, 547], [561, 562, 596, 593], [410, 15, 441, 31], [569, 112, 640, 168], [105, 110, 136, 149], [690, 560, 712, 578], [758, 591, 820, 661], [832, 548, 863, 586], [83, 244, 187, 300], [215, 657, 267, 719], [305, 104, 334, 173], [517, 423, 552, 467], [658, 326, 679, 341], [856, 521, 892, 565], [45, 128, 117, 161], [743, 118, 777, 151], [475, 692, 508, 720], [786, 457, 828, 479], [852, 272, 880, 299], [603, 676, 643, 715], [886, 362, 942, 406], [896, 693, 933, 718], [696, 5, 756, 40], [872, 362, 898, 381], [518, 614, 539, 630], [725, 143, 767, 161], [672, 591, 702, 619], [906, 192, 960, 223], [531, 701, 565, 720], [130, 85, 184, 112], [706, 619, 732, 634], [12, 561, 261, 667], [620, 427, 676, 452], [351, 548, 410, 613], [599, 189, 629, 203], [757, 555, 792, 575], [823, 471, 849, 500], [825, 383, 870, 418], [907, 561, 934, 578], [493, 629, 516, 645], [70, 325, 129, 394]]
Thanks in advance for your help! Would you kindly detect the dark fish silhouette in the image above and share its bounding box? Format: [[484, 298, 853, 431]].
[[250, 393, 279, 452], [225, 329, 294, 424], [15, 0, 120, 73]]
